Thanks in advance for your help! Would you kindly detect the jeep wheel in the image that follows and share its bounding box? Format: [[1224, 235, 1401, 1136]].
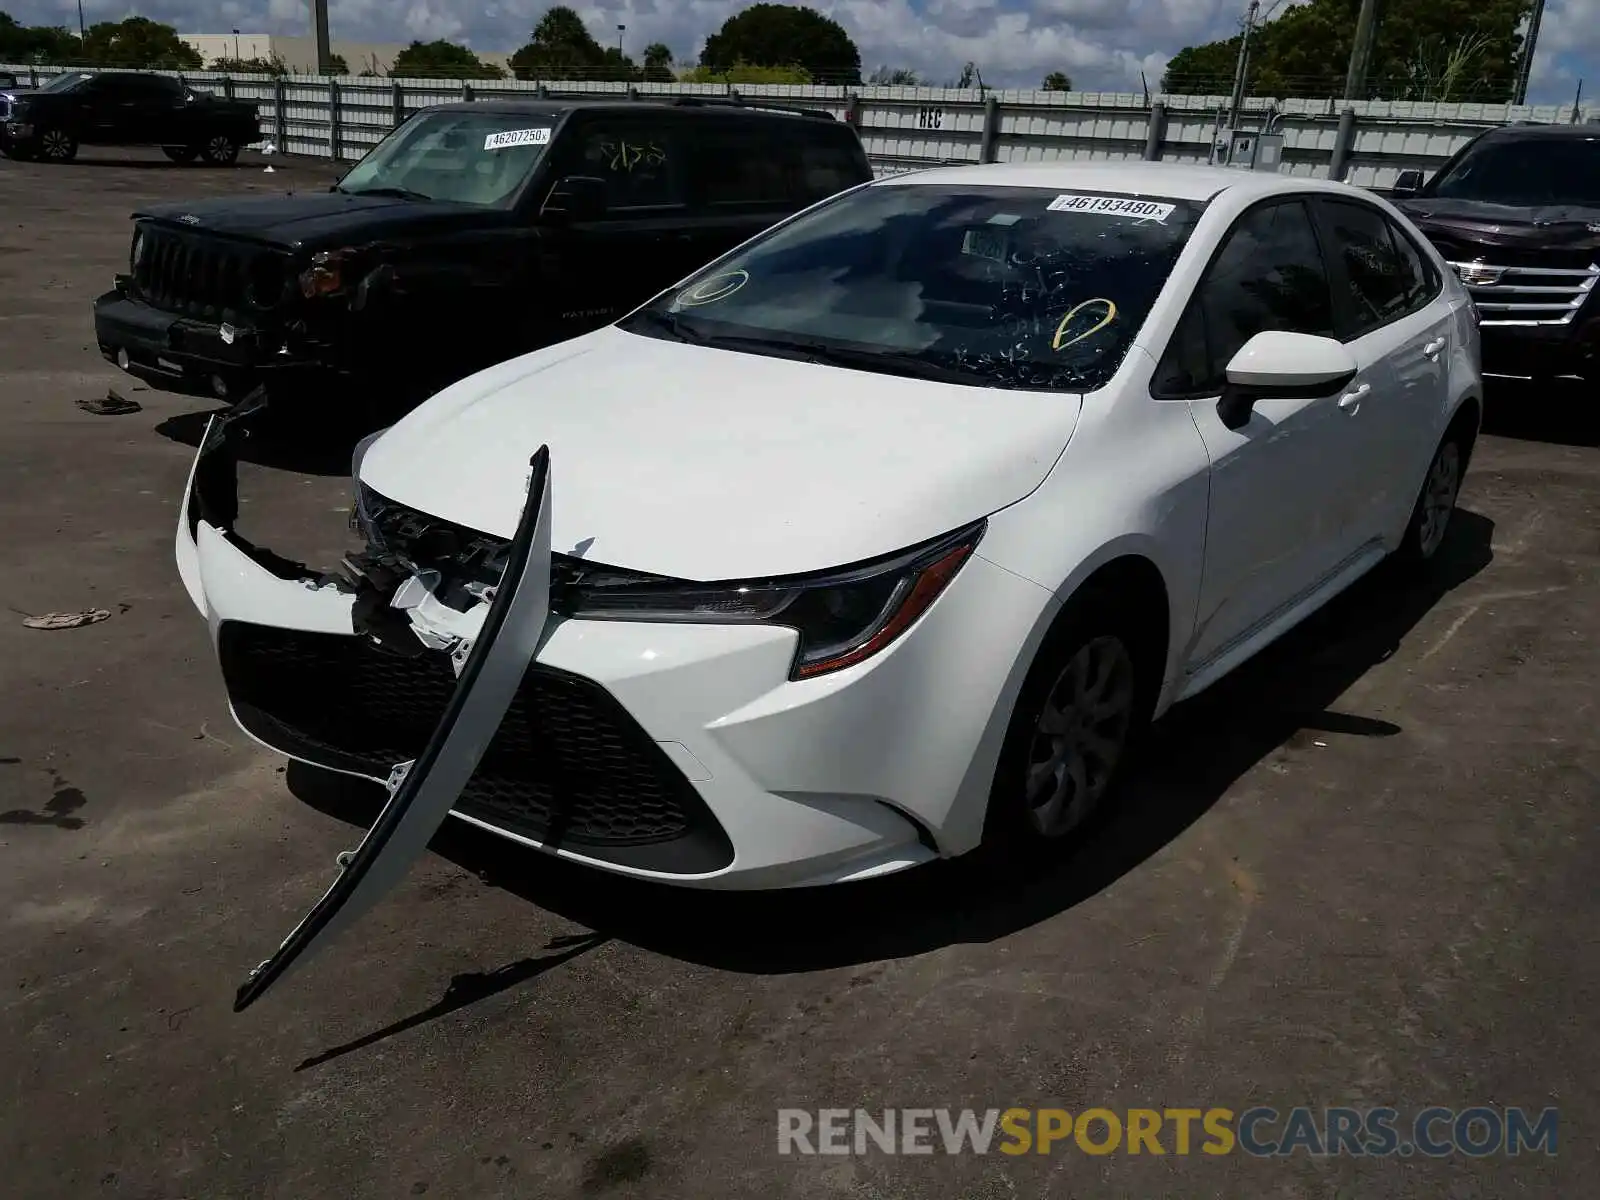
[[200, 134, 239, 166], [38, 127, 77, 163], [163, 144, 200, 164]]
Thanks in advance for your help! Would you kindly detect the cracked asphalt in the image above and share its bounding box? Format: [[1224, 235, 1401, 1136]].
[[1, 146, 1597, 1199]]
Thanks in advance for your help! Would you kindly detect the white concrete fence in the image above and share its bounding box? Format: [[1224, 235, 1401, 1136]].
[[6, 62, 1597, 189]]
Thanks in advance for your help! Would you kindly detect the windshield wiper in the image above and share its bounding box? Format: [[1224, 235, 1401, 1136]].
[[697, 332, 979, 384], [338, 186, 433, 201], [624, 309, 705, 343]]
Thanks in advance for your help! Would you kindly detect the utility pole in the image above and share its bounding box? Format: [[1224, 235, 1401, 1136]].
[[1513, 0, 1546, 106], [1342, 0, 1380, 101], [76, 0, 85, 41], [1227, 0, 1260, 131], [313, 0, 332, 75]]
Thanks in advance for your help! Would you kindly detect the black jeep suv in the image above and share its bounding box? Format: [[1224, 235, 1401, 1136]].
[[1391, 123, 1600, 385], [92, 97, 874, 417]]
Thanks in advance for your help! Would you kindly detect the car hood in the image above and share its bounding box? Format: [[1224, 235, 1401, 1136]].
[[136, 192, 502, 252], [357, 326, 1083, 580], [1399, 198, 1600, 252]]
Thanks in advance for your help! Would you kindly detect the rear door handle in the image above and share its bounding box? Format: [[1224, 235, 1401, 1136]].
[[1338, 383, 1371, 412], [1423, 337, 1447, 358]]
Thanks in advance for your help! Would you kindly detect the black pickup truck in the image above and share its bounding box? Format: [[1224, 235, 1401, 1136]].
[[92, 96, 874, 420], [1391, 123, 1600, 385], [0, 70, 260, 165]]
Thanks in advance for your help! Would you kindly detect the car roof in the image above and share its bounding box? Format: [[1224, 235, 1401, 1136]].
[[878, 160, 1381, 204], [422, 97, 839, 124], [1476, 122, 1600, 140]]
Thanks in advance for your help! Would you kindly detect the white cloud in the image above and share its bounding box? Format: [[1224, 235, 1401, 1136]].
[[4, 0, 1588, 102]]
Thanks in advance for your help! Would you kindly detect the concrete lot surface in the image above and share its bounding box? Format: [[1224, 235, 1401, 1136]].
[[1, 147, 1597, 1199]]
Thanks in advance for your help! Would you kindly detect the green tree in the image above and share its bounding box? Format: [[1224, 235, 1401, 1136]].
[[641, 41, 675, 83], [81, 16, 201, 69], [0, 11, 81, 62], [1160, 0, 1529, 102], [509, 6, 637, 79], [325, 52, 350, 75], [392, 39, 506, 79], [700, 3, 861, 85], [1040, 71, 1072, 90], [681, 61, 812, 84], [868, 65, 919, 85], [208, 54, 289, 76]]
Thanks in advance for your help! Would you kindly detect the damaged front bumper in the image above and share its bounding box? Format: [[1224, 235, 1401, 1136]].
[[180, 401, 955, 1008]]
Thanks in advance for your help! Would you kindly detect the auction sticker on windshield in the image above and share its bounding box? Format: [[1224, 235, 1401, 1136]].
[[484, 127, 552, 151], [1046, 193, 1175, 222]]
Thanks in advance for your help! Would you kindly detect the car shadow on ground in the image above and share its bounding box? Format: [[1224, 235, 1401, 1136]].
[[1483, 376, 1600, 448], [288, 508, 1496, 981], [155, 405, 368, 478]]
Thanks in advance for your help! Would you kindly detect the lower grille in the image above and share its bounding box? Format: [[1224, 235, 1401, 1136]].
[[1447, 259, 1600, 326], [218, 621, 734, 872]]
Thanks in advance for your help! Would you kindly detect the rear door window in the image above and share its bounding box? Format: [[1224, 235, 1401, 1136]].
[[687, 121, 797, 208], [1318, 199, 1435, 336]]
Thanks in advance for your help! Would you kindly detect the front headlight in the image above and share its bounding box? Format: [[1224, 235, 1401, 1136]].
[[560, 521, 986, 680]]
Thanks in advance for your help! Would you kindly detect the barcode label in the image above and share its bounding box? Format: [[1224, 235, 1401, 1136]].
[[1046, 193, 1176, 222], [484, 127, 551, 151]]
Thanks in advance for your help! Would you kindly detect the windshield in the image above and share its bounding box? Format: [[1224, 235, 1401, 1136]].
[[1426, 136, 1600, 209], [619, 182, 1203, 392], [40, 72, 91, 93], [336, 109, 558, 207]]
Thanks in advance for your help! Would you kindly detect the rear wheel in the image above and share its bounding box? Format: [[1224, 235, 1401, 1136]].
[[163, 144, 199, 164], [1395, 417, 1471, 567], [200, 134, 239, 166], [37, 127, 77, 163], [983, 589, 1156, 856]]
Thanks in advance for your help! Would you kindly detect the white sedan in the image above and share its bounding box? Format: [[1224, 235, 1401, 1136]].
[[175, 162, 1482, 1007]]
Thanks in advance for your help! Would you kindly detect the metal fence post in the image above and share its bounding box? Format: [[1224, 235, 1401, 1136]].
[[329, 78, 342, 161], [979, 94, 1001, 164], [1328, 106, 1357, 181], [844, 92, 862, 128], [1144, 100, 1167, 160], [627, 85, 639, 101], [223, 75, 235, 100], [274, 77, 287, 153], [463, 81, 475, 102], [392, 80, 405, 128]]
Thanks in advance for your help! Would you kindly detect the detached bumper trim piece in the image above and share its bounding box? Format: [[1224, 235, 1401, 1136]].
[[232, 446, 554, 1012]]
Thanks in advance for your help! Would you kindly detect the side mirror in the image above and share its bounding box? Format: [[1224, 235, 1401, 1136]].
[[540, 175, 608, 224], [1391, 168, 1425, 198], [1216, 330, 1358, 430]]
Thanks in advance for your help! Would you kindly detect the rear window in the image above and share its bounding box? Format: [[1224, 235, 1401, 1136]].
[[687, 120, 869, 208]]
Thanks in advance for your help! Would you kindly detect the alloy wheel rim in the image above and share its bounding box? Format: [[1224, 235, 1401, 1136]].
[[1024, 635, 1136, 839], [209, 136, 233, 159], [43, 130, 70, 158], [1418, 442, 1460, 558]]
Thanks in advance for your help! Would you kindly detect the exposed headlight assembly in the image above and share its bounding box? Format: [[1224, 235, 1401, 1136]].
[[559, 521, 986, 680]]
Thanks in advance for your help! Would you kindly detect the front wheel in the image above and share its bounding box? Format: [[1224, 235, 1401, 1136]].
[[37, 127, 77, 163], [983, 591, 1154, 855], [162, 144, 199, 164], [200, 134, 239, 166], [1395, 422, 1469, 567]]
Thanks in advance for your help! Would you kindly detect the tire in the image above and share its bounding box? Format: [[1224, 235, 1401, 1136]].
[[982, 588, 1158, 857], [1394, 415, 1472, 568], [163, 145, 199, 164], [199, 134, 239, 166], [37, 127, 77, 163]]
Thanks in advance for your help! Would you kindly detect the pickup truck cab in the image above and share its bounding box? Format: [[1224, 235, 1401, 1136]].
[[1391, 123, 1600, 386], [92, 97, 875, 420], [0, 70, 260, 165]]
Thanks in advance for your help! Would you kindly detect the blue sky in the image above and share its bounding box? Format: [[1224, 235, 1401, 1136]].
[[8, 0, 1597, 102]]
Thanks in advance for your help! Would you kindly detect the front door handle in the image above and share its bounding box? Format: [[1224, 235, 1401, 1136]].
[[1423, 337, 1447, 358], [1338, 383, 1371, 412]]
